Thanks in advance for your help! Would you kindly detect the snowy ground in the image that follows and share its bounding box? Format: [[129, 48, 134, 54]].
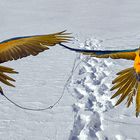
[[1, 0, 140, 140]]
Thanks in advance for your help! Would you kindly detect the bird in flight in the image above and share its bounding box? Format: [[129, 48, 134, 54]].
[[59, 43, 140, 117], [0, 31, 71, 97]]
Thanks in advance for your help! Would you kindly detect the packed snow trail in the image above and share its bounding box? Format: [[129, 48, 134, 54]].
[[66, 38, 113, 140]]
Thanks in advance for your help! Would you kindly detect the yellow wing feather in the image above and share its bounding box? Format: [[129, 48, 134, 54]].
[[110, 72, 133, 91], [0, 66, 18, 87], [126, 81, 137, 107], [115, 76, 136, 106], [116, 67, 134, 75], [110, 67, 140, 117], [112, 69, 133, 84], [111, 67, 136, 105], [82, 51, 136, 60], [136, 82, 140, 117]]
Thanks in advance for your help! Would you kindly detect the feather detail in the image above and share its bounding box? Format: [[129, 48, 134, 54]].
[[111, 75, 134, 99], [115, 76, 136, 106], [112, 67, 134, 84], [111, 72, 133, 91], [111, 67, 138, 108], [110, 66, 140, 117], [0, 65, 18, 88], [136, 82, 140, 117], [126, 81, 138, 107], [116, 67, 133, 75]]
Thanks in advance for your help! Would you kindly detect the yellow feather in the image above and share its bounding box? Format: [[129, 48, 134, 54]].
[[115, 76, 136, 106], [0, 72, 15, 81], [0, 65, 18, 87], [111, 72, 133, 91], [112, 68, 134, 84], [111, 67, 136, 99], [126, 81, 137, 107], [136, 82, 140, 117], [116, 67, 134, 75], [82, 52, 136, 60]]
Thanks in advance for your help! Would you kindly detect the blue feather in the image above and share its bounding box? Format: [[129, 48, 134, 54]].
[[59, 43, 138, 55], [0, 36, 33, 44]]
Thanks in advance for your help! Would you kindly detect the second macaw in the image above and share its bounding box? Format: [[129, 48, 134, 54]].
[[59, 43, 140, 117], [0, 31, 71, 98]]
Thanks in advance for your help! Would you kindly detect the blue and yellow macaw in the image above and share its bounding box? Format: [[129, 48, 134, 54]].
[[59, 43, 140, 117], [0, 31, 71, 97], [1, 30, 140, 117]]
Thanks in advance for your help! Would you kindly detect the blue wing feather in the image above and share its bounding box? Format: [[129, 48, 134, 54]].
[[0, 36, 33, 44], [59, 43, 138, 54]]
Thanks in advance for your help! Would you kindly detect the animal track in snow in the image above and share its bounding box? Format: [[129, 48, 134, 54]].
[[68, 38, 114, 140]]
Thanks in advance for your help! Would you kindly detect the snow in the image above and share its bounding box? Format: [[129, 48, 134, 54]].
[[1, 0, 140, 140]]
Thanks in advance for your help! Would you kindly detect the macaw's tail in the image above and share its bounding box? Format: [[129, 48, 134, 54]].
[[110, 67, 140, 117], [0, 66, 18, 94]]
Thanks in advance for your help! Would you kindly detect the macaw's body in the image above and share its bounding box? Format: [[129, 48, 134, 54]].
[[134, 51, 140, 74], [0, 31, 71, 99], [59, 43, 140, 117]]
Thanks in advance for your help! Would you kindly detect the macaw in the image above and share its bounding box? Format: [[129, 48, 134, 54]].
[[59, 43, 140, 117], [0, 31, 71, 97]]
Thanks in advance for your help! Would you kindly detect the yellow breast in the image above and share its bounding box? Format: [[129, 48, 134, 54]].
[[134, 51, 140, 74]]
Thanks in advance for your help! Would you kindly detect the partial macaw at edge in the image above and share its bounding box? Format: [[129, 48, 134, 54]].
[[59, 43, 140, 117], [0, 31, 72, 100]]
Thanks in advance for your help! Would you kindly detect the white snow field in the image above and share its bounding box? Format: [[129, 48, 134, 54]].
[[1, 0, 140, 140]]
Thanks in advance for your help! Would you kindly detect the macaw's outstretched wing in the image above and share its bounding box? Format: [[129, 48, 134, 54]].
[[59, 43, 138, 60], [110, 67, 140, 117], [0, 31, 71, 63]]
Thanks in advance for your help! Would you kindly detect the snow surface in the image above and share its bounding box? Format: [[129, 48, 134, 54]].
[[1, 0, 140, 140]]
